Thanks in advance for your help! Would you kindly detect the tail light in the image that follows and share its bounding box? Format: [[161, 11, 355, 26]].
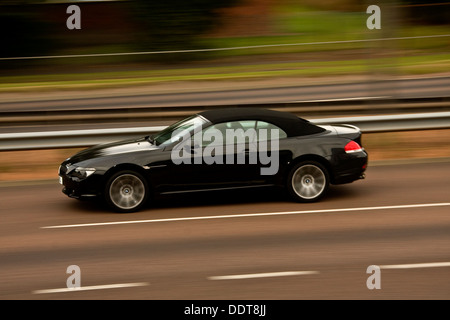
[[345, 141, 363, 153]]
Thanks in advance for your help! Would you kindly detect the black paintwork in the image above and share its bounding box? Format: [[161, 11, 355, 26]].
[[59, 108, 368, 204]]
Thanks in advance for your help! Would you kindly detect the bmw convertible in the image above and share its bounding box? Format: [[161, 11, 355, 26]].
[[59, 108, 368, 212]]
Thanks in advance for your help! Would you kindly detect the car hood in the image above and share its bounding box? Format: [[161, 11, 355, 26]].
[[68, 137, 158, 164]]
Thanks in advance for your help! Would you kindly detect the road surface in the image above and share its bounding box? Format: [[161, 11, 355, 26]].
[[0, 161, 449, 301]]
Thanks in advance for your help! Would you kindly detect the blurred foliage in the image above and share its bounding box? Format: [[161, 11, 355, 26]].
[[277, 0, 367, 12], [0, 0, 448, 73], [0, 0, 42, 4], [0, 4, 56, 59], [401, 1, 450, 25], [280, 0, 450, 25], [129, 0, 239, 62]]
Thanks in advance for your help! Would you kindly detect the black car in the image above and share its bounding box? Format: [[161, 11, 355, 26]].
[[59, 108, 368, 212]]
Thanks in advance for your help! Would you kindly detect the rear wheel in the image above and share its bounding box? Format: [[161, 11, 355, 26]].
[[287, 161, 329, 202], [104, 170, 149, 213]]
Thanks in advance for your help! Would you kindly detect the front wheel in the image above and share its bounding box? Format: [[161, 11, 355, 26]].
[[104, 170, 149, 213], [287, 161, 329, 202]]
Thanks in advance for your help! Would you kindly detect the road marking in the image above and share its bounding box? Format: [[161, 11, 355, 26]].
[[380, 262, 450, 270], [32, 282, 149, 294], [42, 202, 450, 229], [208, 271, 319, 280]]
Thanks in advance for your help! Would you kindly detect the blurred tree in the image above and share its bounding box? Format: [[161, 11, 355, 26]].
[[0, 1, 55, 58], [401, 1, 450, 25], [130, 0, 239, 61]]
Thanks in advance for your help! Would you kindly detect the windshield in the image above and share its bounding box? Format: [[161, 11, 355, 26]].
[[153, 115, 208, 146]]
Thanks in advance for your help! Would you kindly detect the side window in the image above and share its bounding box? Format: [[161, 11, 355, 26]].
[[256, 121, 287, 141], [192, 120, 257, 147]]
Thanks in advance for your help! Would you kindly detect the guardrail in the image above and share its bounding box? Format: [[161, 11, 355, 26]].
[[1, 112, 449, 151]]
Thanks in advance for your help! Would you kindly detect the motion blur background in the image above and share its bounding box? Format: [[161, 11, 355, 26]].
[[0, 0, 450, 302], [0, 0, 449, 181]]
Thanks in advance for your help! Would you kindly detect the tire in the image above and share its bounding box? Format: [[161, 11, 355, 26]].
[[104, 170, 149, 213], [287, 161, 329, 202]]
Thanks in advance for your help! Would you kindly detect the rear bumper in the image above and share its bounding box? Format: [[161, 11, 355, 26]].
[[332, 169, 366, 184], [332, 151, 368, 185]]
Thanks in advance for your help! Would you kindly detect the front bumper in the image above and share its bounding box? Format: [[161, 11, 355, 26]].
[[61, 185, 98, 200], [59, 165, 104, 200]]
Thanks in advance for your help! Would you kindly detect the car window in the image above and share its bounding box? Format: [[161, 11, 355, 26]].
[[154, 115, 207, 146], [256, 121, 287, 141], [192, 120, 257, 147]]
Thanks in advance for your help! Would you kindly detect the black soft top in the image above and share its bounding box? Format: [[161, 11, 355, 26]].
[[198, 107, 325, 137]]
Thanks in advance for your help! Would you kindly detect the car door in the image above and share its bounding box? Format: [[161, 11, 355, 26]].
[[168, 119, 290, 189], [250, 120, 289, 182], [158, 120, 260, 191], [188, 120, 259, 188]]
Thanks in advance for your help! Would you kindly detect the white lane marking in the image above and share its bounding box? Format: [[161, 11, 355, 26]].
[[42, 202, 450, 229], [32, 282, 149, 294], [208, 271, 319, 280], [380, 262, 450, 270]]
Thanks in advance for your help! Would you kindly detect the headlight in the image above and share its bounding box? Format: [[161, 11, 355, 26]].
[[70, 167, 96, 180]]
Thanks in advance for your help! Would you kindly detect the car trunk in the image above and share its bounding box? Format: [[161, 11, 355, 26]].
[[319, 124, 363, 145]]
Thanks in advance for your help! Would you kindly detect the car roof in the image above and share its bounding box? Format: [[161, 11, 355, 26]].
[[198, 107, 325, 137]]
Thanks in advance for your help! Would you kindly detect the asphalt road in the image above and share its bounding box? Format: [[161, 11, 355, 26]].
[[0, 161, 449, 301]]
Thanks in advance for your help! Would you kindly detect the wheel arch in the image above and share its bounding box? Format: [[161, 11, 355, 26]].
[[102, 163, 150, 189]]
